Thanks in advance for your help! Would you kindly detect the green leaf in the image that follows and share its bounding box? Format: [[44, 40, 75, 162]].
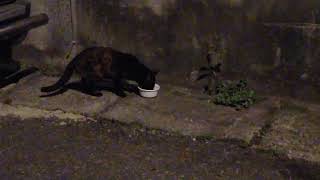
[[211, 79, 257, 109]]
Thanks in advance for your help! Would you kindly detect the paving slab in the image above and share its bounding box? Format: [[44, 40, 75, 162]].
[[256, 99, 320, 163], [100, 84, 277, 142], [0, 73, 119, 116], [0, 73, 279, 143], [1, 74, 319, 164], [223, 98, 279, 142]]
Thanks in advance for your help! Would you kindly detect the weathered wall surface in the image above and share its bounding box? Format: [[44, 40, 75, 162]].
[[13, 0, 73, 74], [13, 0, 320, 84], [76, 0, 320, 83]]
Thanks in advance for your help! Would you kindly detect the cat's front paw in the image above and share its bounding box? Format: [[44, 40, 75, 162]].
[[90, 91, 103, 97], [126, 84, 138, 93], [116, 91, 127, 98], [95, 92, 103, 97]]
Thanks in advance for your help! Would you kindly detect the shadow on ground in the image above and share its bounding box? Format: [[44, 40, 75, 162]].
[[39, 80, 140, 98]]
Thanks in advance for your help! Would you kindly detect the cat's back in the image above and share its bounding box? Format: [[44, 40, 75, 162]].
[[74, 46, 145, 79], [78, 46, 134, 60], [74, 47, 115, 77], [77, 46, 112, 57], [76, 46, 140, 69]]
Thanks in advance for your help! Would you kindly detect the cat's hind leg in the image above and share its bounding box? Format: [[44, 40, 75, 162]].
[[81, 78, 103, 97]]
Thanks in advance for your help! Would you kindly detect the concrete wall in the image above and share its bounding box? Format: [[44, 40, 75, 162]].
[[13, 0, 73, 74], [75, 0, 320, 83], [13, 0, 320, 84]]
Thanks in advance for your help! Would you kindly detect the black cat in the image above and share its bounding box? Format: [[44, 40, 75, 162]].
[[41, 47, 158, 97]]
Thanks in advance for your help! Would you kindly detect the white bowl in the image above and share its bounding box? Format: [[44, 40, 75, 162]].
[[138, 84, 160, 98]]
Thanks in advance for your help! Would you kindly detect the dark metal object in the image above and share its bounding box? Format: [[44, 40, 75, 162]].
[[0, 14, 48, 40], [0, 67, 38, 88], [0, 0, 30, 25], [0, 0, 16, 6]]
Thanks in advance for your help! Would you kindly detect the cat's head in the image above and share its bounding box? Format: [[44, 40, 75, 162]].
[[139, 70, 159, 90]]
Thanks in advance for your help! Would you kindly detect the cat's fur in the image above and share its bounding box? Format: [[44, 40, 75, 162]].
[[41, 47, 158, 97]]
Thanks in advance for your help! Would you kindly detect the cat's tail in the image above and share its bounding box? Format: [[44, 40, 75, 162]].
[[41, 59, 77, 93]]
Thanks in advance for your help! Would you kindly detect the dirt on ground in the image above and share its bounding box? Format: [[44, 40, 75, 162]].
[[0, 118, 319, 179]]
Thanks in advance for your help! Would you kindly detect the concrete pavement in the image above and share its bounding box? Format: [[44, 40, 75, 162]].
[[0, 73, 319, 164]]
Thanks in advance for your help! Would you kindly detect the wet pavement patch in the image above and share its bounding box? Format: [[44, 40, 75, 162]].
[[0, 118, 319, 179]]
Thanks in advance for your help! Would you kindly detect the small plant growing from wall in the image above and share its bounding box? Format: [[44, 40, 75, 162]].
[[197, 53, 221, 95], [197, 34, 225, 95], [198, 34, 257, 110]]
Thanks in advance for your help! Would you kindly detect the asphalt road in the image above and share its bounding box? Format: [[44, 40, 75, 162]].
[[0, 118, 318, 179]]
